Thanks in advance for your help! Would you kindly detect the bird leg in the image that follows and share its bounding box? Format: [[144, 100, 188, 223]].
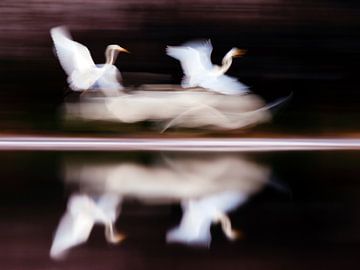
[[104, 222, 126, 244], [213, 212, 241, 240]]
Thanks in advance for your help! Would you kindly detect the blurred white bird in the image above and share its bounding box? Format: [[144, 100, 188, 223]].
[[167, 40, 249, 95], [166, 191, 246, 246], [50, 193, 124, 259], [50, 26, 129, 96]]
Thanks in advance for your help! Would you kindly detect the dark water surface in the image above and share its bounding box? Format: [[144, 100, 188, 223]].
[[0, 150, 359, 269]]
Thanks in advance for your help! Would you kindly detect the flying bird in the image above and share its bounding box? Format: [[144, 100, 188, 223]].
[[167, 40, 249, 95], [50, 26, 129, 96]]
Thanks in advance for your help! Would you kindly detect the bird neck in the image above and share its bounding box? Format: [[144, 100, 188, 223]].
[[105, 48, 118, 65], [217, 50, 234, 75]]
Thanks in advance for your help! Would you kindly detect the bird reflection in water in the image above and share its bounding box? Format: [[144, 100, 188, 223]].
[[50, 193, 124, 259], [50, 153, 271, 259]]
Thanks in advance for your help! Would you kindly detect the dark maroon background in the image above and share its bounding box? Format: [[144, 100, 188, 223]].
[[0, 0, 359, 133]]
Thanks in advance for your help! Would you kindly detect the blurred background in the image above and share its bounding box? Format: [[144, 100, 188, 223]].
[[1, 151, 360, 269], [0, 0, 359, 134]]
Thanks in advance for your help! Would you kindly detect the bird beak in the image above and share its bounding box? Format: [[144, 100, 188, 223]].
[[233, 49, 246, 57], [117, 47, 130, 53]]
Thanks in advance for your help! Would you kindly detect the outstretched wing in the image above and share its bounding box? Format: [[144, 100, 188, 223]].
[[200, 74, 250, 95], [166, 191, 246, 246], [50, 211, 94, 259], [50, 193, 123, 259], [182, 39, 213, 70], [166, 201, 212, 247], [166, 40, 213, 77], [50, 26, 96, 76]]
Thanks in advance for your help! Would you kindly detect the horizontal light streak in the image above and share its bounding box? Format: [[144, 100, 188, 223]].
[[0, 136, 360, 151]]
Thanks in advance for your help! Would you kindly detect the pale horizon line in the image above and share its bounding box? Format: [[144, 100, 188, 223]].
[[0, 136, 359, 151]]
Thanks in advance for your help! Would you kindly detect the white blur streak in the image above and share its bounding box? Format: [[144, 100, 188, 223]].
[[50, 193, 123, 260], [64, 155, 270, 201], [167, 40, 249, 95], [63, 154, 270, 247], [50, 26, 125, 95], [64, 89, 275, 131], [166, 191, 247, 246], [1, 137, 360, 151]]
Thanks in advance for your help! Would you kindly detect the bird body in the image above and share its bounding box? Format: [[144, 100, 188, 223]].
[[167, 40, 249, 95], [50, 26, 128, 95]]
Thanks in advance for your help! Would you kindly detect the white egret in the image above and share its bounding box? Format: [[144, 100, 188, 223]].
[[166, 191, 246, 246], [167, 40, 249, 95], [50, 193, 124, 259], [50, 26, 129, 96]]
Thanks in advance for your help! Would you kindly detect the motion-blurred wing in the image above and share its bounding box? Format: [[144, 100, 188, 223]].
[[166, 191, 246, 246], [166, 202, 212, 246], [95, 193, 122, 222], [167, 45, 212, 77], [50, 193, 123, 259], [183, 39, 213, 70], [50, 211, 94, 259], [200, 74, 249, 95], [50, 26, 96, 76]]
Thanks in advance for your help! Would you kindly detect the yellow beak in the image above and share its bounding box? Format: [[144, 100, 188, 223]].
[[234, 49, 246, 57], [118, 47, 130, 53]]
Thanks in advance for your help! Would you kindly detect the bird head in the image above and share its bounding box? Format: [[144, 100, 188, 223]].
[[105, 45, 130, 64], [107, 44, 130, 53], [230, 48, 246, 58]]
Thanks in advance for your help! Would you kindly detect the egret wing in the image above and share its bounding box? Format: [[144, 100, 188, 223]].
[[167, 45, 211, 77], [50, 212, 94, 259], [166, 202, 212, 246], [200, 74, 249, 95], [183, 39, 213, 70], [50, 26, 96, 76], [167, 192, 246, 246]]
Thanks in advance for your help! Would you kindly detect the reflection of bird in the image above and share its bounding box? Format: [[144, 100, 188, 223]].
[[50, 193, 124, 259], [166, 191, 246, 246], [50, 26, 129, 96], [167, 40, 249, 95], [62, 154, 269, 249]]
